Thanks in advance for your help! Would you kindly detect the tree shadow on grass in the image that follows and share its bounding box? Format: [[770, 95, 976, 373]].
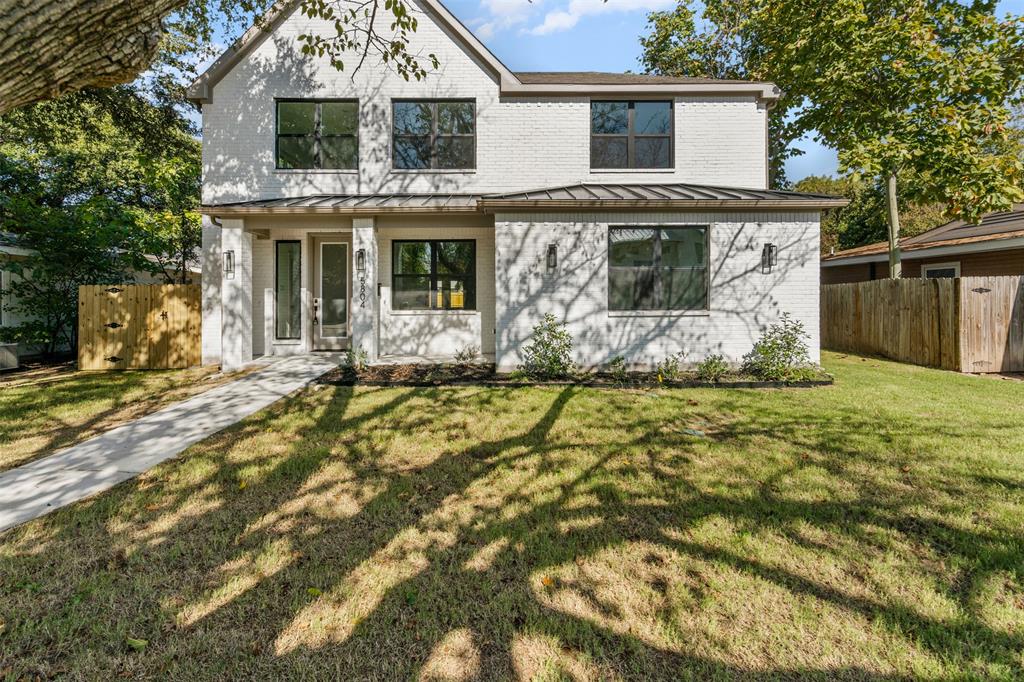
[[1, 382, 1022, 679]]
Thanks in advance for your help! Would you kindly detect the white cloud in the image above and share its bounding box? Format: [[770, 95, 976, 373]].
[[528, 0, 673, 36], [472, 0, 542, 40]]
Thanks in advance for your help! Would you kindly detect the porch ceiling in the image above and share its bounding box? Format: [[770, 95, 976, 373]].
[[200, 183, 848, 216]]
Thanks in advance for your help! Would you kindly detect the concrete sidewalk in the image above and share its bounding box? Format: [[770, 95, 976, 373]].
[[0, 354, 342, 533]]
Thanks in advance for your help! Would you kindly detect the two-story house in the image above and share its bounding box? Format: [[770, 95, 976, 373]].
[[189, 0, 845, 371]]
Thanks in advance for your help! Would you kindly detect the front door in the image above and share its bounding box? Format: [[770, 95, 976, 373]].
[[314, 241, 350, 350]]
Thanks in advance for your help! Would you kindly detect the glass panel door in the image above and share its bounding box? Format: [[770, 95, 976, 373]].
[[318, 242, 348, 341]]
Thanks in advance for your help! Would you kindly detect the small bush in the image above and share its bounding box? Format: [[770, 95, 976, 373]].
[[343, 347, 369, 371], [518, 313, 576, 380], [696, 354, 730, 382], [454, 345, 479, 364], [655, 351, 686, 382], [607, 355, 628, 384], [741, 313, 811, 381]]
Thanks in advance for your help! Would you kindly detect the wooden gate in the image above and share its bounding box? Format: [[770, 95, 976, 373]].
[[959, 276, 1024, 373], [78, 285, 201, 370]]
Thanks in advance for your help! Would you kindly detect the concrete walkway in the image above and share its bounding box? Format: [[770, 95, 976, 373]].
[[0, 354, 342, 533]]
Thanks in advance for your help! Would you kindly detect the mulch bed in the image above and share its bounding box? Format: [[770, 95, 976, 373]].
[[318, 363, 833, 389]]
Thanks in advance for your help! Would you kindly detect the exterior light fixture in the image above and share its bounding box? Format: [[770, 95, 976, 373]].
[[546, 243, 557, 271], [761, 243, 778, 274], [223, 250, 235, 279], [356, 248, 366, 273]]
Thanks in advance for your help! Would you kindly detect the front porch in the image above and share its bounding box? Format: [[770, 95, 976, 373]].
[[203, 212, 496, 371]]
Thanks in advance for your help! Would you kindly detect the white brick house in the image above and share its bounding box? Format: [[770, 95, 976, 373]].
[[190, 0, 844, 371]]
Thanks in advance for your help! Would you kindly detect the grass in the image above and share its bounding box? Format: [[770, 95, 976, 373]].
[[1, 352, 1022, 679], [0, 365, 250, 472]]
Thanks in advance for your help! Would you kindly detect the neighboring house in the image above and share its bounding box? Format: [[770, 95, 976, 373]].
[[188, 0, 845, 372], [821, 205, 1024, 284]]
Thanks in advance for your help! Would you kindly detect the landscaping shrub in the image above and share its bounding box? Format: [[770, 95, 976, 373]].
[[742, 313, 811, 381], [343, 347, 369, 371], [655, 351, 686, 382], [518, 313, 576, 380], [607, 355, 628, 384], [696, 354, 730, 382], [454, 345, 479, 364]]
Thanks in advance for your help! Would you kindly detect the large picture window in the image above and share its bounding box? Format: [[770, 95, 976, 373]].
[[276, 100, 358, 170], [392, 240, 476, 310], [608, 226, 708, 311], [392, 100, 475, 170], [276, 241, 301, 339], [591, 100, 672, 169]]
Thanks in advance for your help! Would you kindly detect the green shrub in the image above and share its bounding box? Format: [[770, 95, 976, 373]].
[[607, 355, 628, 384], [454, 345, 479, 364], [696, 354, 730, 382], [518, 313, 576, 380], [741, 313, 811, 381], [343, 347, 369, 371], [655, 351, 686, 382]]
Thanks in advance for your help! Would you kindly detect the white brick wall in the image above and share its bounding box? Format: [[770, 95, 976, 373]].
[[201, 219, 223, 365], [201, 1, 768, 204], [494, 211, 821, 372]]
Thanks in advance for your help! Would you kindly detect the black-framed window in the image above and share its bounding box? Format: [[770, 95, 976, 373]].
[[392, 240, 476, 310], [608, 226, 708, 311], [392, 100, 475, 170], [275, 241, 301, 339], [591, 101, 672, 169], [276, 100, 358, 170]]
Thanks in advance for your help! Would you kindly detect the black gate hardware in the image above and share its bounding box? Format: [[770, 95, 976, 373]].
[[972, 287, 991, 294], [105, 356, 123, 363], [105, 287, 123, 294], [160, 311, 168, 320], [104, 322, 123, 329]]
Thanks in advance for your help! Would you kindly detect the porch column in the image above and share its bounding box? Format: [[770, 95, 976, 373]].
[[220, 219, 253, 370], [200, 216, 222, 366], [351, 217, 379, 361]]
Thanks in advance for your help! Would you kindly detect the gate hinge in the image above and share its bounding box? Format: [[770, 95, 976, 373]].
[[105, 356, 122, 363], [105, 322, 123, 329], [105, 287, 123, 294]]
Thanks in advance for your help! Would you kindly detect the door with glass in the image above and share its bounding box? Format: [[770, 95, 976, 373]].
[[314, 241, 350, 350]]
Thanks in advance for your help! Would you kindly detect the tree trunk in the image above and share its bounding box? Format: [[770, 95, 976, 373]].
[[885, 172, 902, 279], [0, 0, 187, 114]]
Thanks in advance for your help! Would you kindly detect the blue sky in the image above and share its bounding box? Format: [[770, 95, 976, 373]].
[[437, 0, 1024, 181]]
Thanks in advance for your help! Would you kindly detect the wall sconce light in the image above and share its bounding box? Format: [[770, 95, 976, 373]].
[[356, 248, 366, 273], [223, 250, 235, 280], [546, 243, 558, 271], [761, 243, 778, 274]]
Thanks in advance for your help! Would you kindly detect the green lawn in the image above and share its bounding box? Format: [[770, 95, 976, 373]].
[[0, 365, 250, 472], [1, 353, 1022, 679]]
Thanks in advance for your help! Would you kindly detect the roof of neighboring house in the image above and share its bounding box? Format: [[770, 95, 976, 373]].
[[822, 205, 1024, 265], [0, 232, 34, 258], [201, 183, 848, 215], [187, 0, 780, 104]]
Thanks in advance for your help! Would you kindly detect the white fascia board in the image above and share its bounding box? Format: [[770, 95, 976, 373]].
[[821, 236, 1024, 267]]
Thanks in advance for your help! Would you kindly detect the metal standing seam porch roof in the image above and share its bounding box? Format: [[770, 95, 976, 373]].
[[200, 183, 848, 215]]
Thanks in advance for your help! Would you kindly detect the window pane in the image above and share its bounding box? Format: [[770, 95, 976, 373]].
[[635, 137, 671, 168], [609, 267, 656, 310], [435, 241, 473, 274], [277, 136, 316, 169], [436, 136, 474, 169], [393, 275, 431, 310], [634, 101, 671, 134], [591, 137, 628, 168], [394, 136, 431, 169], [393, 102, 433, 134], [440, 277, 474, 309], [661, 228, 706, 267], [591, 101, 629, 134], [321, 102, 357, 134], [276, 242, 301, 339], [925, 268, 956, 279], [609, 228, 655, 266], [662, 268, 707, 310], [321, 136, 357, 169], [394, 241, 432, 275], [437, 102, 474, 134], [321, 244, 348, 326], [278, 102, 315, 134]]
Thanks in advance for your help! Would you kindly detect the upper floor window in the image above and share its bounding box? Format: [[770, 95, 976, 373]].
[[608, 226, 707, 311], [393, 100, 475, 170], [276, 100, 358, 170], [591, 101, 673, 169]]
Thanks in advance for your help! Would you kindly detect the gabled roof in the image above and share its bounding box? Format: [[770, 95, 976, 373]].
[[187, 0, 780, 104], [200, 183, 847, 215], [822, 205, 1024, 264]]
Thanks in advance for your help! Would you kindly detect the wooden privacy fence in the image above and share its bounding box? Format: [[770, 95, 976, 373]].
[[78, 284, 201, 370], [821, 276, 1024, 373]]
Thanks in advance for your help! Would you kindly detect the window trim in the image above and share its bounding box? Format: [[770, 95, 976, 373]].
[[590, 100, 674, 170], [922, 261, 961, 279], [274, 99, 359, 171], [607, 225, 710, 312], [391, 99, 477, 171], [274, 240, 302, 340], [391, 239, 477, 311]]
